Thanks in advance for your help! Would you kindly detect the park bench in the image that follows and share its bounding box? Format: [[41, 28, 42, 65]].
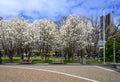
[[20, 59, 32, 64], [73, 57, 80, 63], [52, 60, 64, 64]]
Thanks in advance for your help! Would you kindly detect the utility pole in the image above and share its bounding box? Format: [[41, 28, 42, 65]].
[[102, 8, 106, 64], [113, 37, 116, 63], [113, 0, 116, 64]]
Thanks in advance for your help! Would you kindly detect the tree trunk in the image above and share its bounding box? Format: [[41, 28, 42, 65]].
[[0, 53, 2, 64], [7, 50, 13, 63], [28, 51, 31, 62], [0, 57, 2, 64], [19, 48, 24, 61]]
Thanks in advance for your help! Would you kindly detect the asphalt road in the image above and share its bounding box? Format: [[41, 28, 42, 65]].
[[0, 64, 120, 82]]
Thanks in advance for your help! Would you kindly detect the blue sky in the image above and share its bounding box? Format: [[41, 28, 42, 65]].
[[0, 0, 120, 22]]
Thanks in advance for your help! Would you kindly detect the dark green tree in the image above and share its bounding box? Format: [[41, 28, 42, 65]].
[[99, 38, 120, 62]]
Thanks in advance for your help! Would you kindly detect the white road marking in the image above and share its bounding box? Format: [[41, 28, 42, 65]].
[[95, 66, 116, 72], [0, 66, 98, 82]]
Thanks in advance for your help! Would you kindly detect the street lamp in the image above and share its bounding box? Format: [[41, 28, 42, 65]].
[[113, 37, 116, 64], [102, 8, 106, 64], [112, 0, 116, 64]]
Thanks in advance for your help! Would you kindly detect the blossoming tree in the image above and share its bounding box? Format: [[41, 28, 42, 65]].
[[59, 15, 93, 61]]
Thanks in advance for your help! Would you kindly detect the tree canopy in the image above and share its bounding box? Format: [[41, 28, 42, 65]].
[[0, 15, 94, 61]]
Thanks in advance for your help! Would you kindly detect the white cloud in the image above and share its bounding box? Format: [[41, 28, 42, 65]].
[[0, 0, 119, 21]]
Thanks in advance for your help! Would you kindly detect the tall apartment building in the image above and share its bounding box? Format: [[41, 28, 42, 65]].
[[100, 11, 114, 41]]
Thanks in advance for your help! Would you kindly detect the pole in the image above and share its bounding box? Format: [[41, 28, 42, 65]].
[[102, 8, 106, 64], [113, 37, 116, 63], [113, 0, 116, 64]]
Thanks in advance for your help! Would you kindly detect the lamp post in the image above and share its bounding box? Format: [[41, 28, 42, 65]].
[[102, 8, 106, 64], [113, 37, 116, 64], [112, 0, 116, 64]]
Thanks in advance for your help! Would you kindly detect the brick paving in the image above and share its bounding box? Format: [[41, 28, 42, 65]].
[[33, 65, 120, 82], [1, 64, 120, 82], [0, 67, 92, 82]]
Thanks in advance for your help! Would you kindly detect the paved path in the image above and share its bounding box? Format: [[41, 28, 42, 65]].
[[0, 64, 120, 82], [0, 67, 91, 82]]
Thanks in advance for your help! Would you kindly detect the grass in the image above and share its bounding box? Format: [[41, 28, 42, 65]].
[[1, 56, 65, 62], [2, 56, 116, 64], [49, 57, 64, 60], [2, 56, 20, 62], [86, 58, 100, 63]]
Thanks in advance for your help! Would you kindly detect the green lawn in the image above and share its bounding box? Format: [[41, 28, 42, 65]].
[[1, 56, 111, 64], [2, 56, 20, 61], [86, 58, 100, 63], [1, 56, 65, 62]]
